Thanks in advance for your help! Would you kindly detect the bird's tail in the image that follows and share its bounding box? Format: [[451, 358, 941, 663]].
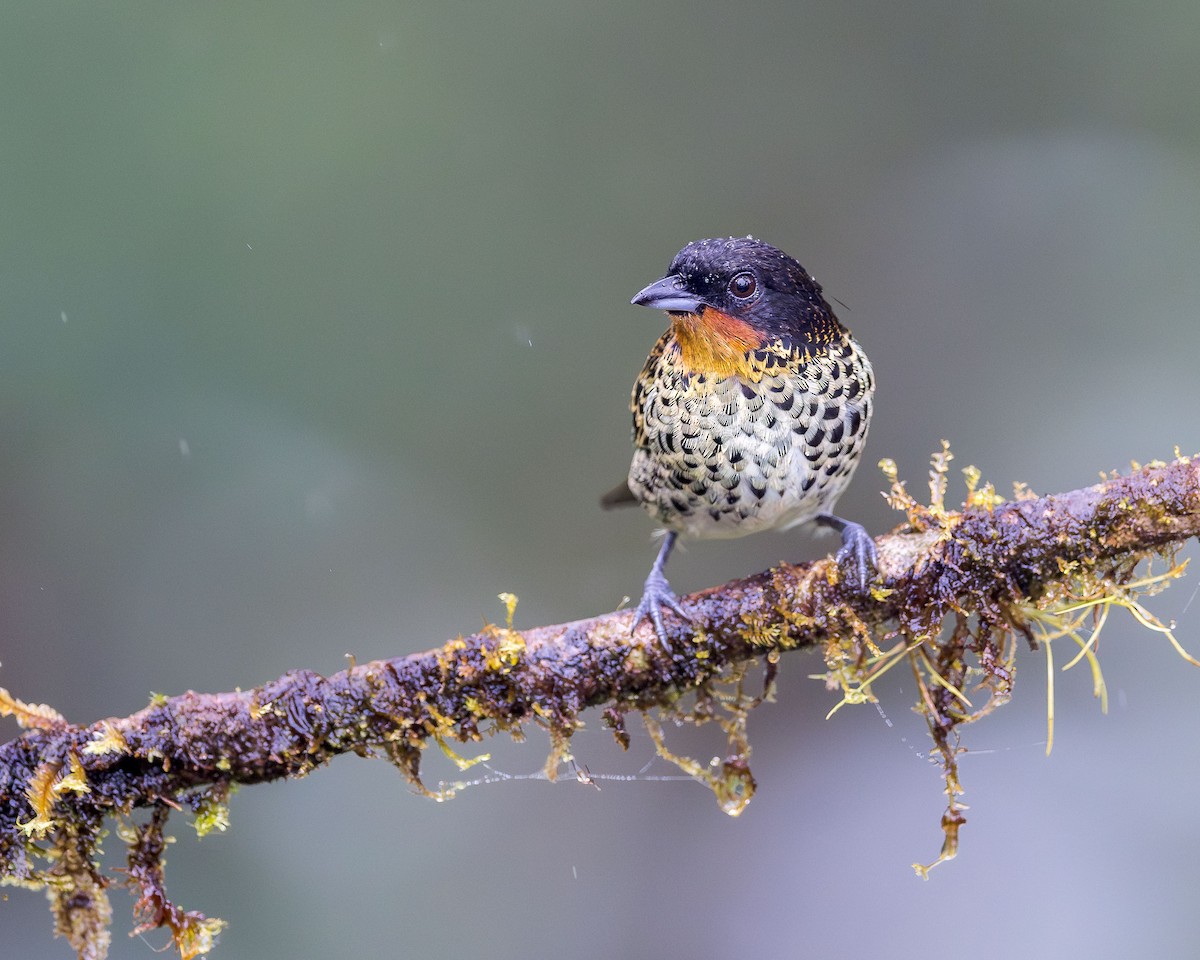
[[599, 481, 638, 509]]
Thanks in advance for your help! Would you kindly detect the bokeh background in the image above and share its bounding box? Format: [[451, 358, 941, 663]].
[[4, 3, 1200, 958]]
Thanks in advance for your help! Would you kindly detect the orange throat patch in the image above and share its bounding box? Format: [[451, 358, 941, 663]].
[[670, 309, 766, 379]]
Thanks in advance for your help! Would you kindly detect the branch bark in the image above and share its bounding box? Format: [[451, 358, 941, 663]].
[[2, 455, 1199, 955]]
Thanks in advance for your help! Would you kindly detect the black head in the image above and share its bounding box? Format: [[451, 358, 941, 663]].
[[631, 237, 841, 342]]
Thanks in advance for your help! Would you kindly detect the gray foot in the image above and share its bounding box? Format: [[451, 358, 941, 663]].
[[817, 515, 879, 592], [631, 531, 692, 647]]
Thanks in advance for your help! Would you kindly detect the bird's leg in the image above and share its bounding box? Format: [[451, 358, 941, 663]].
[[815, 513, 879, 593], [631, 530, 692, 648]]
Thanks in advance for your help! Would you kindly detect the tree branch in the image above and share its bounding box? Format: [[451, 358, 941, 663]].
[[2, 454, 1199, 957]]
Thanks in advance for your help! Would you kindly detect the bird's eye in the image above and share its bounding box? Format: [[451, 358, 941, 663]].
[[729, 272, 757, 300]]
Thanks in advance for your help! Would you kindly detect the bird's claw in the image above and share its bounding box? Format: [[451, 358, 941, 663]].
[[834, 520, 879, 593], [631, 571, 692, 649]]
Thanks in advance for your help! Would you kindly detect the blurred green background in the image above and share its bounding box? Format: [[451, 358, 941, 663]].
[[4, 2, 1200, 958]]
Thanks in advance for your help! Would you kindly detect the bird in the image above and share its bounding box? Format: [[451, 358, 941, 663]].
[[603, 236, 877, 647]]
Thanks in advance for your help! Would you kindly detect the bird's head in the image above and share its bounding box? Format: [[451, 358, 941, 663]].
[[631, 237, 843, 376]]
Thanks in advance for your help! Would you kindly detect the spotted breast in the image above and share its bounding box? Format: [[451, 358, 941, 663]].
[[628, 330, 874, 540]]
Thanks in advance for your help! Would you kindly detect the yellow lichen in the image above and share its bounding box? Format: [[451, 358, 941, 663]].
[[1019, 558, 1194, 755], [640, 665, 762, 816], [45, 823, 114, 959], [20, 762, 62, 838], [433, 734, 491, 772], [740, 610, 785, 648], [83, 720, 129, 757], [477, 597, 527, 673], [817, 640, 910, 718], [0, 686, 67, 731], [543, 724, 576, 781], [963, 465, 1004, 512], [498, 592, 519, 629], [193, 791, 233, 838], [19, 753, 90, 838], [57, 753, 89, 797], [867, 449, 1196, 871], [173, 916, 226, 960], [928, 439, 954, 518]]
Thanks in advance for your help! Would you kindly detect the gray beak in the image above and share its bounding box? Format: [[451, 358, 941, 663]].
[[630, 275, 702, 313]]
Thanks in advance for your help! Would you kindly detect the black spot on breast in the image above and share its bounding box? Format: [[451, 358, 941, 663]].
[[729, 449, 744, 464], [847, 378, 862, 400], [749, 482, 766, 500], [709, 508, 722, 521], [671, 495, 691, 513], [801, 475, 816, 491], [847, 407, 862, 436], [824, 463, 839, 476], [829, 422, 845, 444], [775, 393, 794, 412], [822, 406, 840, 421], [804, 447, 822, 463], [807, 426, 826, 446], [740, 382, 757, 400]]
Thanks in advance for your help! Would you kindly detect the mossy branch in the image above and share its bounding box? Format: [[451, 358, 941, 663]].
[[2, 453, 1199, 958]]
